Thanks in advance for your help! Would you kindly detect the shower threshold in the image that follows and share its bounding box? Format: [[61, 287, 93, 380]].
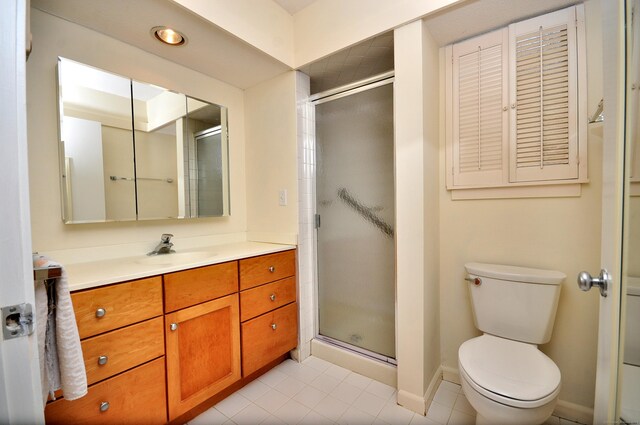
[[315, 334, 397, 366]]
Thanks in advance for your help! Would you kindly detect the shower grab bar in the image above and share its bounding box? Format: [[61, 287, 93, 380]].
[[109, 176, 174, 183], [337, 188, 394, 238]]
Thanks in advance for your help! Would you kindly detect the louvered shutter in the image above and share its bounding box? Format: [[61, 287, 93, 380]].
[[509, 7, 579, 182], [452, 29, 509, 187]]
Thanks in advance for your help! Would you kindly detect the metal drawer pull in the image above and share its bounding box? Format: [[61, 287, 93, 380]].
[[95, 308, 106, 318], [98, 355, 108, 365], [270, 294, 276, 301], [170, 323, 178, 331], [100, 401, 109, 412], [271, 323, 277, 330], [268, 266, 275, 273]]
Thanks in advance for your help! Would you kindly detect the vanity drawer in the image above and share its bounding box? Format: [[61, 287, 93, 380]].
[[81, 317, 164, 386], [240, 277, 296, 322], [45, 357, 167, 425], [239, 250, 296, 290], [241, 302, 298, 376], [164, 260, 238, 312], [72, 277, 163, 339]]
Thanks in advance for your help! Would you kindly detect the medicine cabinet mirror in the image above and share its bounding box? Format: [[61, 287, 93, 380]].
[[57, 57, 230, 224]]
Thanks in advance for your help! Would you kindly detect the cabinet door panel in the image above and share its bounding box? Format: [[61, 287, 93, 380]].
[[239, 250, 296, 290], [165, 294, 241, 420], [72, 276, 163, 339], [241, 302, 298, 376], [81, 317, 164, 385], [45, 357, 166, 425]]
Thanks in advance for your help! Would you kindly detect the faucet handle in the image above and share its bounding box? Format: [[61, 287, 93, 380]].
[[161, 233, 174, 243]]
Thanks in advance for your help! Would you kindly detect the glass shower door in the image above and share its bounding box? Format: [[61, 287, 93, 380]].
[[315, 81, 395, 360]]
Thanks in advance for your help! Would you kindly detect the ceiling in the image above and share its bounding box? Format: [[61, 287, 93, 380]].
[[31, 0, 291, 90], [298, 32, 394, 94], [272, 0, 318, 15]]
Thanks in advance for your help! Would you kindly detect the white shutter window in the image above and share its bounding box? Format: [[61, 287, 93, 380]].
[[509, 7, 579, 182], [452, 29, 509, 186]]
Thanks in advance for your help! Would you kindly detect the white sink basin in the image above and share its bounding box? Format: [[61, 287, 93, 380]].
[[136, 251, 215, 266]]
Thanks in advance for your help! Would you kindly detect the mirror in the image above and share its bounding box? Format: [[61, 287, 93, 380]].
[[57, 58, 230, 223], [620, 0, 640, 423]]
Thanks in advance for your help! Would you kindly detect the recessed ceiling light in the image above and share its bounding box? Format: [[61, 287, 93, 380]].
[[151, 26, 187, 46]]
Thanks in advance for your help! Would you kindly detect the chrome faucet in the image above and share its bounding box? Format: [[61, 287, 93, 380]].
[[148, 233, 175, 256]]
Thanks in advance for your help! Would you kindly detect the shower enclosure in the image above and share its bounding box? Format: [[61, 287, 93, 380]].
[[313, 75, 396, 363]]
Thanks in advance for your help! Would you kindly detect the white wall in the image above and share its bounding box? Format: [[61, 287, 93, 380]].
[[293, 0, 461, 67], [27, 9, 247, 253], [244, 71, 299, 245], [438, 0, 603, 411], [172, 0, 295, 67]]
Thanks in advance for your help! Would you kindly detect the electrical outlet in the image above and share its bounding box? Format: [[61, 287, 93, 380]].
[[278, 189, 288, 206]]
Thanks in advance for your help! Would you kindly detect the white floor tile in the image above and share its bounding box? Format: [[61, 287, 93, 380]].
[[276, 359, 304, 376], [344, 372, 373, 390], [377, 400, 415, 425], [273, 399, 311, 425], [259, 368, 289, 388], [215, 392, 252, 418], [289, 364, 323, 384], [293, 385, 327, 409], [231, 403, 270, 425], [352, 391, 387, 417], [189, 407, 229, 425], [261, 414, 288, 425], [433, 387, 458, 409], [303, 356, 333, 372], [301, 410, 336, 425], [365, 380, 396, 401], [325, 364, 351, 381], [447, 409, 475, 425], [426, 401, 452, 425], [543, 416, 561, 425], [273, 376, 307, 398], [337, 406, 376, 425], [255, 389, 291, 414], [452, 394, 475, 416], [332, 381, 364, 405], [310, 373, 342, 393], [409, 414, 441, 425], [314, 395, 350, 422], [438, 381, 462, 394], [239, 379, 271, 401]]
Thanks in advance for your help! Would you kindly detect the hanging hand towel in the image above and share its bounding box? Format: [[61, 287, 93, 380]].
[[34, 255, 87, 404]]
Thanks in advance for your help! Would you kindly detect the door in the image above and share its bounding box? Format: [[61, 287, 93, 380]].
[[591, 1, 626, 423], [0, 0, 45, 423], [314, 78, 396, 361], [164, 294, 240, 421]]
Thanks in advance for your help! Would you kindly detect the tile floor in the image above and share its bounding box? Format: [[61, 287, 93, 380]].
[[188, 356, 582, 425]]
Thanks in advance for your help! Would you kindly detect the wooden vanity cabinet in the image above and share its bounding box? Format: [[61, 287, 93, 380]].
[[239, 250, 298, 376], [163, 261, 241, 421], [45, 276, 166, 425]]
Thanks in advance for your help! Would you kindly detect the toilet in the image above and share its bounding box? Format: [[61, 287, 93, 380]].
[[458, 263, 565, 425]]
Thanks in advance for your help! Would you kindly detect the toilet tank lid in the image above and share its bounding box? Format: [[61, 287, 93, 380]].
[[465, 262, 566, 285]]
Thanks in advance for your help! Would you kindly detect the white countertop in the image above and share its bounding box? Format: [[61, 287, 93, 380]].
[[64, 241, 296, 291]]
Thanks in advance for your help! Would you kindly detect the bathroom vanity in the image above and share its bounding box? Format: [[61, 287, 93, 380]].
[[43, 243, 297, 424]]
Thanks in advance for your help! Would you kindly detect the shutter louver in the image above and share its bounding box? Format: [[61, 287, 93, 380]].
[[510, 8, 578, 182], [452, 29, 508, 186]]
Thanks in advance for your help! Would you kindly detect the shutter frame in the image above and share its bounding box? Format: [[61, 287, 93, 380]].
[[451, 28, 509, 187], [509, 6, 579, 182]]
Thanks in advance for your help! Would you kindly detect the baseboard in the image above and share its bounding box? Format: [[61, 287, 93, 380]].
[[441, 365, 593, 425], [398, 390, 427, 415], [425, 367, 443, 411], [554, 400, 594, 425]]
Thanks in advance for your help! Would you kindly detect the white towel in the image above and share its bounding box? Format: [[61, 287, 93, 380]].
[[34, 256, 87, 404]]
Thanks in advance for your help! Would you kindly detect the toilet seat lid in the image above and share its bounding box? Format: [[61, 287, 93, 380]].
[[459, 334, 561, 402]]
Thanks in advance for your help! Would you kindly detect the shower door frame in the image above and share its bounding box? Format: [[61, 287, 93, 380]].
[[310, 71, 397, 366]]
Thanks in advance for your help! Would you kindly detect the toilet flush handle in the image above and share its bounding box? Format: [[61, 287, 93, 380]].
[[464, 276, 482, 286]]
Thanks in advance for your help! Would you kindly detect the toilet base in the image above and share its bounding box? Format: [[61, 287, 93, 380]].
[[461, 372, 557, 425]]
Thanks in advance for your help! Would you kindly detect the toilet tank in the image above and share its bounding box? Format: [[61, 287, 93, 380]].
[[465, 263, 565, 344]]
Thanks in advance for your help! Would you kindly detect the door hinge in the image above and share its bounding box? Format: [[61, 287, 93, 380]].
[[2, 303, 34, 340], [314, 214, 321, 229]]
